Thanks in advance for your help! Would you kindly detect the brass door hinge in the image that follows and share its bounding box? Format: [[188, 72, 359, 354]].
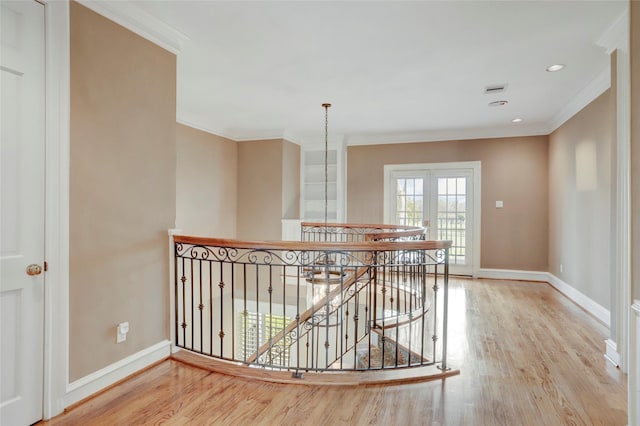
[[44, 261, 48, 272]]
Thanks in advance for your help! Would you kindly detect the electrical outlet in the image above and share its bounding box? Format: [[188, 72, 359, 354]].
[[116, 321, 129, 343]]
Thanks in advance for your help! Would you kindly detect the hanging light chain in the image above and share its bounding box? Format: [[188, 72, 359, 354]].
[[322, 103, 331, 232]]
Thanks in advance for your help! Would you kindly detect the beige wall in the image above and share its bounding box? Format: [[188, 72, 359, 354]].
[[176, 124, 237, 237], [282, 140, 301, 220], [69, 2, 176, 381], [347, 136, 549, 271], [549, 89, 614, 310], [237, 139, 301, 240], [237, 140, 284, 240], [632, 0, 640, 300]]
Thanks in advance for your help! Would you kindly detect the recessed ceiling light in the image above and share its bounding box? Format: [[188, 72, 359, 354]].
[[546, 64, 565, 72], [511, 118, 523, 123], [488, 100, 508, 107]]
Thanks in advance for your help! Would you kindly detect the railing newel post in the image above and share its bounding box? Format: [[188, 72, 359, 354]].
[[168, 229, 182, 354], [438, 246, 451, 372]]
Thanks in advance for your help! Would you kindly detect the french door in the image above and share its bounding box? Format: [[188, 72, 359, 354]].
[[384, 162, 480, 276]]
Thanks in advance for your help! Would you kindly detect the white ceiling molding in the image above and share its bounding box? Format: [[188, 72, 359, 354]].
[[178, 115, 288, 143], [545, 8, 626, 134], [76, 0, 189, 55], [178, 118, 294, 144], [233, 131, 287, 143], [179, 115, 554, 147], [547, 66, 610, 134], [176, 118, 238, 142], [597, 9, 630, 54], [345, 124, 551, 146]]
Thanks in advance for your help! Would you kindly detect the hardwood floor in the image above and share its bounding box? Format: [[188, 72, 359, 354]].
[[41, 278, 628, 425]]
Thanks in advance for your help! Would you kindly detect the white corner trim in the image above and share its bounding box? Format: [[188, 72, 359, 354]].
[[546, 274, 610, 327], [42, 0, 70, 419], [613, 11, 631, 374], [168, 228, 182, 237], [475, 268, 549, 282], [64, 340, 171, 408], [75, 0, 189, 55], [548, 66, 611, 133], [605, 338, 621, 367]]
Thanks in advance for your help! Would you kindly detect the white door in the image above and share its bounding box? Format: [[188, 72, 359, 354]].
[[1, 1, 46, 425], [385, 162, 480, 276]]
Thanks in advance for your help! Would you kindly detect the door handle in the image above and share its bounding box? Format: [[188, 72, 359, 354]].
[[26, 264, 42, 276]]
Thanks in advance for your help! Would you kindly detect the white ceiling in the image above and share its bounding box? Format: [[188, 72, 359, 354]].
[[105, 1, 626, 147]]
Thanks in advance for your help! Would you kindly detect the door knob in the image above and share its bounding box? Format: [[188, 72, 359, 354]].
[[26, 264, 42, 276]]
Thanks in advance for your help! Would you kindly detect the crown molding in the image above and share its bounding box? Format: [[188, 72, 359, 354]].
[[547, 66, 610, 133], [76, 0, 189, 55], [233, 131, 286, 142], [176, 117, 238, 142], [345, 123, 550, 146], [177, 119, 551, 148], [597, 8, 629, 54]]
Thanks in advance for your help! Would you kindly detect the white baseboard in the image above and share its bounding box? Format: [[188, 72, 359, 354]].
[[476, 268, 549, 282], [546, 274, 610, 327], [604, 338, 621, 367], [64, 340, 171, 408]]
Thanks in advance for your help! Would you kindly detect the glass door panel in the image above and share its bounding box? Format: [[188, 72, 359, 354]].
[[386, 164, 476, 276]]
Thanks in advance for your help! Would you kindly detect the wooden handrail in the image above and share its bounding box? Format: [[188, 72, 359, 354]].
[[174, 235, 451, 251], [365, 228, 425, 241], [301, 222, 423, 231]]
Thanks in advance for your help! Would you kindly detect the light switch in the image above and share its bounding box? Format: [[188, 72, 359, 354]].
[[496, 200, 504, 208], [116, 321, 129, 343]]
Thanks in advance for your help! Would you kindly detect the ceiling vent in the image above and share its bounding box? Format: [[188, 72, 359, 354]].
[[485, 84, 507, 94]]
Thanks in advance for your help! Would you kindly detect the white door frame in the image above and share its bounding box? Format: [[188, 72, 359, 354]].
[[383, 161, 481, 277], [42, 0, 70, 419]]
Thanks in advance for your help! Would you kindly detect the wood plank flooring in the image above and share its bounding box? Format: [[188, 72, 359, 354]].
[[41, 278, 628, 425]]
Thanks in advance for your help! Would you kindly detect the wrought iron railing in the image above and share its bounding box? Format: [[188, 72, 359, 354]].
[[172, 223, 451, 376]]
